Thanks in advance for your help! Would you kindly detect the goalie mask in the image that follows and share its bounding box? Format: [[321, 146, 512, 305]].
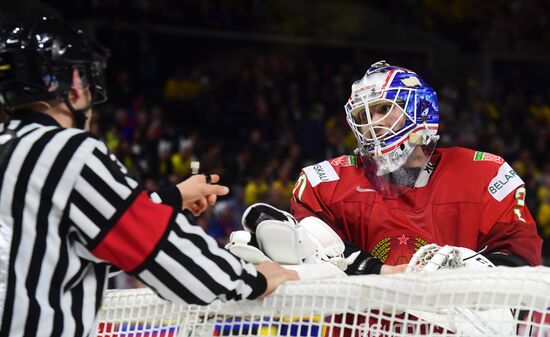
[[345, 60, 439, 197]]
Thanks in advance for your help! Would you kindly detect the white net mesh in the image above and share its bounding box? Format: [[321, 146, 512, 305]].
[[96, 266, 550, 337]]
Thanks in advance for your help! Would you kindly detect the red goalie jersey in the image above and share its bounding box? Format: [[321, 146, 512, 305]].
[[291, 147, 542, 266]]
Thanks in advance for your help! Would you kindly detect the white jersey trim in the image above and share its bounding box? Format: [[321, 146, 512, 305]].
[[488, 162, 524, 201], [303, 161, 340, 188]]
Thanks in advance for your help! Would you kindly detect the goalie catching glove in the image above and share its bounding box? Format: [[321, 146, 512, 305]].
[[406, 243, 494, 272], [225, 203, 383, 275], [404, 243, 514, 336]]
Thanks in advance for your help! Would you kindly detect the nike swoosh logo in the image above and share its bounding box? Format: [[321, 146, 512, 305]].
[[356, 186, 376, 193]]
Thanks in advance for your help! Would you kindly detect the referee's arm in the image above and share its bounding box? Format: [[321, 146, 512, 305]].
[[67, 141, 267, 304]]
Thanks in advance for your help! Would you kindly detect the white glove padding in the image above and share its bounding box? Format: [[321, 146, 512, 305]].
[[238, 203, 347, 268], [225, 231, 271, 264], [298, 217, 347, 269], [405, 244, 513, 336], [241, 202, 297, 232], [256, 218, 315, 265], [238, 203, 313, 264], [406, 243, 494, 273], [225, 232, 346, 279]]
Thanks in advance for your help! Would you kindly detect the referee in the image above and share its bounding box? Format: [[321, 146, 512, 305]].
[[0, 17, 298, 337]]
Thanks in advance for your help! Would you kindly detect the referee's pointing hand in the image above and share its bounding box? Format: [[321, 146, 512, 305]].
[[176, 174, 230, 216]]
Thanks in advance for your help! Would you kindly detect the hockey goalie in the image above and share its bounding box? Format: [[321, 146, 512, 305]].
[[226, 60, 542, 336], [226, 203, 519, 336], [289, 60, 541, 273], [287, 60, 542, 335]]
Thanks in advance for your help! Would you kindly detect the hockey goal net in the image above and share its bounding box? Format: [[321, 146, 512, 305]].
[[96, 266, 550, 337]]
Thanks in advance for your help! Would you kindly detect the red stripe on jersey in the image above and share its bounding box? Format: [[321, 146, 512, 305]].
[[92, 192, 174, 272]]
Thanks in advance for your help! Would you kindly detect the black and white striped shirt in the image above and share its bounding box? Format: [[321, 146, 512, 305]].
[[0, 110, 266, 337]]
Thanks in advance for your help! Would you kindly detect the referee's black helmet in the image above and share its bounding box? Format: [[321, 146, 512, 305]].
[[0, 17, 110, 111]]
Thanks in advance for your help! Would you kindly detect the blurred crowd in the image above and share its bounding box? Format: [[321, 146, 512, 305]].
[[87, 49, 550, 264], [38, 0, 550, 54], [377, 0, 550, 52], [1, 1, 549, 266]]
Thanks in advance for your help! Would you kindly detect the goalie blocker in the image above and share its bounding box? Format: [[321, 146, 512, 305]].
[[226, 203, 384, 275], [226, 203, 531, 275]]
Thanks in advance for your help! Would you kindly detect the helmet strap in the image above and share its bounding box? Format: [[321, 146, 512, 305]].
[[63, 94, 92, 129]]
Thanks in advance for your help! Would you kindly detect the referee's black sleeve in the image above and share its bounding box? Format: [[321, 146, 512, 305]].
[[67, 140, 267, 304]]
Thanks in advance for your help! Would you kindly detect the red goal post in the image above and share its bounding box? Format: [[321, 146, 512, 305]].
[[96, 266, 550, 337]]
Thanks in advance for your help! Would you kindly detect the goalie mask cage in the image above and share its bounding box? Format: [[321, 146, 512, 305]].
[[96, 266, 550, 337]]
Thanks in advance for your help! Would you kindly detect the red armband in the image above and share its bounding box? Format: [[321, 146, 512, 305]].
[[92, 192, 174, 271]]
